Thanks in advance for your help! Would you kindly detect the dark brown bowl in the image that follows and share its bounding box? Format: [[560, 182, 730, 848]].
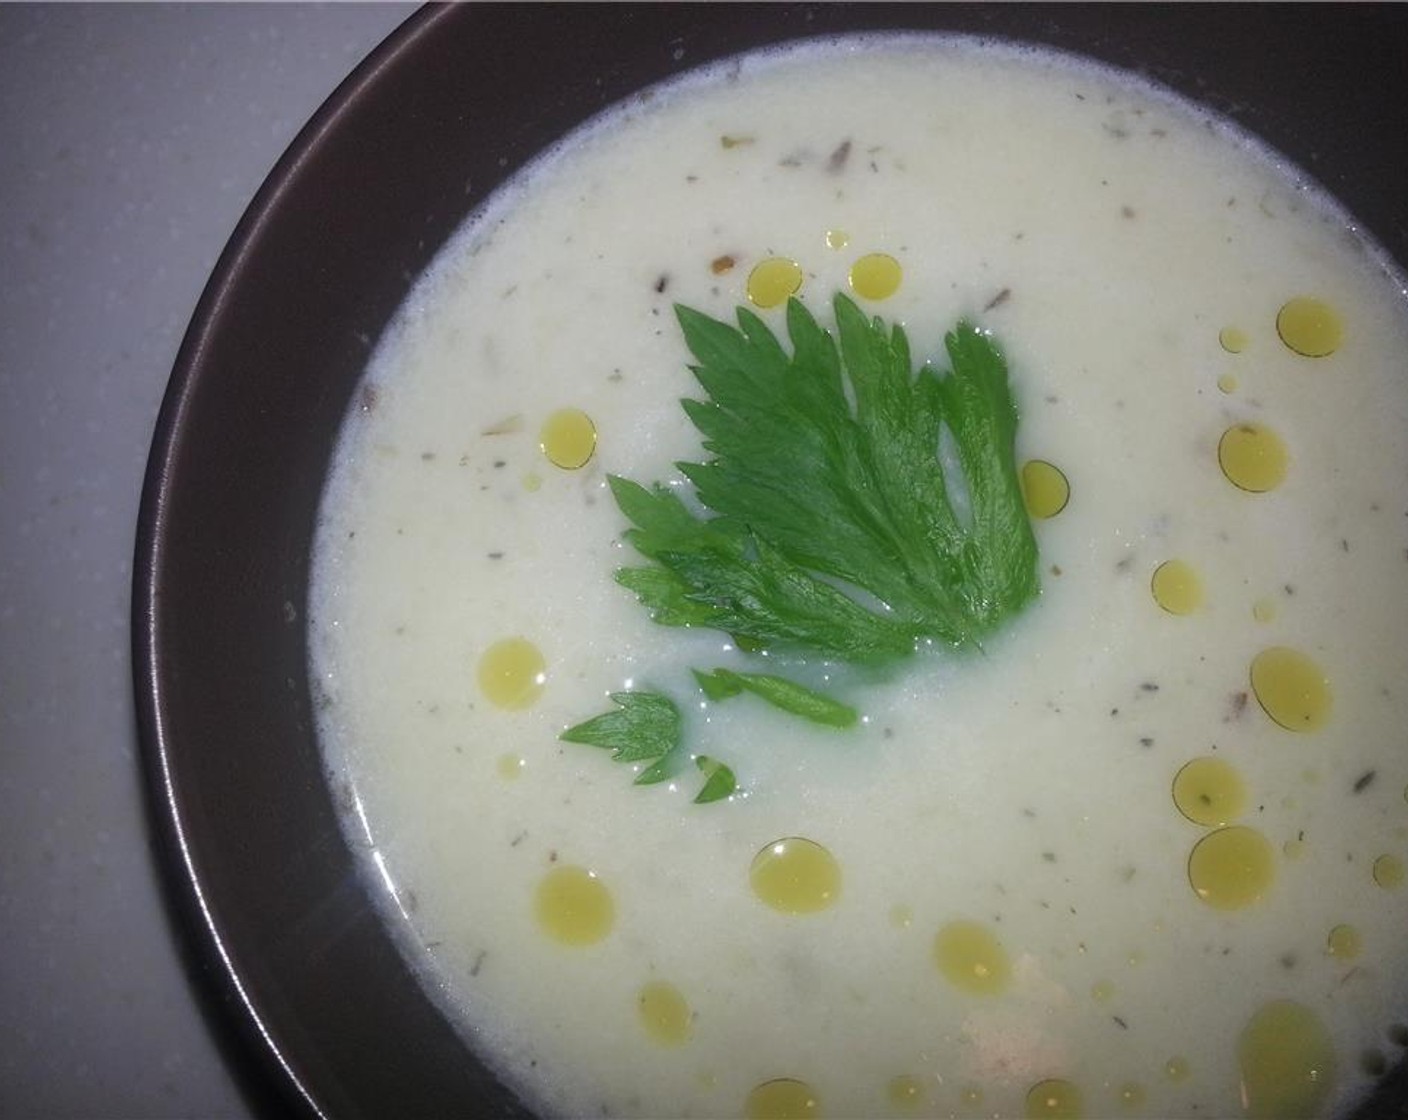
[[134, 5, 1408, 1117]]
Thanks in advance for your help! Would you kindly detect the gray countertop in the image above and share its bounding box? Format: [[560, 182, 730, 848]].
[[0, 5, 416, 1114]]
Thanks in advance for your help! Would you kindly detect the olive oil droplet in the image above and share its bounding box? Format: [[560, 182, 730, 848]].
[[1373, 854, 1404, 889], [1187, 826, 1275, 909], [1252, 597, 1277, 624], [535, 865, 614, 945], [747, 258, 803, 309], [825, 228, 850, 250], [1276, 297, 1343, 358], [1025, 1078, 1083, 1119], [750, 837, 841, 914], [745, 1078, 820, 1120], [1022, 460, 1070, 519], [1219, 326, 1249, 354], [1163, 1056, 1190, 1082], [1237, 1000, 1336, 1118], [1327, 924, 1362, 960], [933, 920, 1011, 995], [849, 252, 903, 301], [1118, 1083, 1146, 1111], [1218, 423, 1288, 493], [496, 753, 525, 780], [539, 408, 597, 470], [887, 1074, 925, 1109], [1250, 647, 1331, 731], [1172, 757, 1247, 827], [637, 980, 692, 1045], [1150, 559, 1203, 615], [1091, 979, 1115, 1003], [478, 637, 546, 709]]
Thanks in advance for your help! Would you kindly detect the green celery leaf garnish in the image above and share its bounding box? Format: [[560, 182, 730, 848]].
[[693, 755, 737, 803], [692, 667, 857, 728], [611, 293, 1039, 662], [560, 691, 682, 785]]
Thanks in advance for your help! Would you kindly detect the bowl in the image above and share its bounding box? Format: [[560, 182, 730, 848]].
[[134, 5, 1408, 1117]]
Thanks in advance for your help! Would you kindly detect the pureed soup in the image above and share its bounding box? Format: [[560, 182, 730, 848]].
[[309, 35, 1408, 1120]]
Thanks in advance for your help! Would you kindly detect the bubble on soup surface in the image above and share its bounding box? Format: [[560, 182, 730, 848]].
[[1218, 422, 1288, 493], [1276, 297, 1343, 358], [1187, 826, 1274, 909], [745, 1077, 820, 1119], [1327, 923, 1362, 960], [848, 252, 902, 301], [932, 919, 1011, 995], [747, 258, 804, 309], [477, 637, 546, 709], [1150, 559, 1203, 615], [637, 979, 692, 1045], [1021, 459, 1069, 519], [749, 837, 841, 914], [1237, 1000, 1336, 1119], [1373, 854, 1404, 889], [535, 865, 614, 945], [1249, 647, 1331, 731], [538, 407, 597, 470], [1024, 1078, 1082, 1119], [1172, 757, 1246, 827]]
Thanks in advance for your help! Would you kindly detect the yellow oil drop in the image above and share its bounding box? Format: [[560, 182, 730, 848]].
[[825, 228, 850, 250], [477, 637, 546, 710], [1021, 459, 1070, 519], [1252, 597, 1278, 624], [1327, 924, 1362, 960], [1373, 854, 1404, 889], [1091, 979, 1115, 1003], [849, 252, 903, 301], [1276, 297, 1343, 358], [495, 753, 525, 780], [745, 1078, 820, 1120], [1150, 559, 1203, 615], [535, 865, 614, 946], [1250, 647, 1331, 731], [1164, 1056, 1190, 1082], [1218, 422, 1288, 493], [1217, 372, 1239, 394], [1283, 838, 1307, 861], [1238, 1000, 1336, 1118], [1025, 1078, 1083, 1120], [1118, 1083, 1146, 1111], [933, 920, 1011, 995], [1219, 326, 1249, 354], [750, 837, 841, 914], [1187, 826, 1275, 909], [889, 904, 914, 929], [1172, 757, 1247, 827], [887, 1074, 926, 1109], [747, 258, 803, 309], [637, 980, 691, 1045], [539, 408, 597, 470]]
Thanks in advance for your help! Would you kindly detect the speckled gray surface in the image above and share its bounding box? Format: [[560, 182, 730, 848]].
[[0, 5, 415, 1114]]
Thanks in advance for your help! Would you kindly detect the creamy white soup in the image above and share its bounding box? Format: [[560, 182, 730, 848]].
[[309, 36, 1408, 1120]]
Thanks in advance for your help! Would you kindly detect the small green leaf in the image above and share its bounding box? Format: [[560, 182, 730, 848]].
[[560, 691, 681, 765], [698, 667, 858, 728], [693, 755, 737, 803], [692, 667, 744, 701]]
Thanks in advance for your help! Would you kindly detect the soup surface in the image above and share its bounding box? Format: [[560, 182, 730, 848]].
[[310, 36, 1408, 1119]]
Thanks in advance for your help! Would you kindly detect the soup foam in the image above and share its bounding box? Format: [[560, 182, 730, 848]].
[[310, 35, 1408, 1119]]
